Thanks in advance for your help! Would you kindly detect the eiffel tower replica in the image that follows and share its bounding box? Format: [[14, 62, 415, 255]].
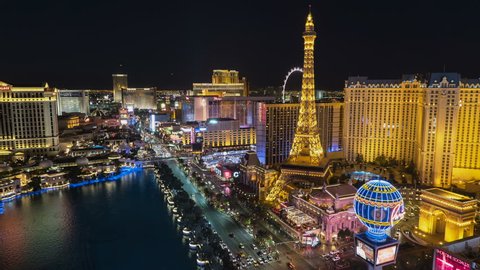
[[265, 7, 331, 203]]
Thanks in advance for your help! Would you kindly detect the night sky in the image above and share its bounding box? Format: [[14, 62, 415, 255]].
[[2, 0, 480, 91]]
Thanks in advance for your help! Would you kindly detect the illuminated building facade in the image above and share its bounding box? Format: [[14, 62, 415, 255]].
[[256, 101, 343, 167], [155, 90, 184, 116], [265, 10, 332, 203], [433, 236, 480, 270], [418, 188, 477, 242], [57, 89, 89, 115], [344, 73, 480, 187], [239, 153, 279, 201], [58, 114, 81, 130], [0, 81, 59, 157], [112, 74, 128, 103], [240, 151, 263, 193], [180, 96, 274, 127], [291, 183, 362, 243], [122, 87, 157, 110], [192, 70, 248, 97], [182, 118, 255, 151], [88, 90, 115, 114], [0, 178, 21, 199]]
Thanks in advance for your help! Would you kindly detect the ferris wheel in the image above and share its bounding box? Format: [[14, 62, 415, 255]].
[[282, 67, 303, 103]]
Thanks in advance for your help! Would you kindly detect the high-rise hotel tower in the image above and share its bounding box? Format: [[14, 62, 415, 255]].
[[344, 73, 480, 187], [0, 81, 59, 157]]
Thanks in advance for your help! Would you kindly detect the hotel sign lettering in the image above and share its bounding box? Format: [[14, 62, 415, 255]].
[[434, 249, 470, 270]]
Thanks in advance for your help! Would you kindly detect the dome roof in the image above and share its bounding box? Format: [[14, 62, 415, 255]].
[[309, 188, 334, 207]]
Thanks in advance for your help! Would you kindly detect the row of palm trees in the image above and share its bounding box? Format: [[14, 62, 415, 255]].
[[156, 163, 236, 270]]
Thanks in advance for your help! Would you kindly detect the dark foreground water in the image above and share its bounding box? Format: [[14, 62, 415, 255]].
[[0, 170, 196, 270]]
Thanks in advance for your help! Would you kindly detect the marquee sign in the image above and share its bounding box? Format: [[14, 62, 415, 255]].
[[434, 249, 470, 270]]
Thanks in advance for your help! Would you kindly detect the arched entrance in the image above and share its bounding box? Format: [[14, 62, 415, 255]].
[[432, 210, 446, 234], [418, 188, 477, 243]]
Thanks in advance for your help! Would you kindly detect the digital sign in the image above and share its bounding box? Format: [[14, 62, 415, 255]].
[[356, 239, 374, 264], [301, 233, 319, 247], [59, 92, 83, 97], [376, 245, 397, 265], [434, 249, 470, 270]]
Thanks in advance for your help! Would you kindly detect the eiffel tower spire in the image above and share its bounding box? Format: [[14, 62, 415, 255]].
[[286, 7, 324, 166], [265, 7, 331, 204]]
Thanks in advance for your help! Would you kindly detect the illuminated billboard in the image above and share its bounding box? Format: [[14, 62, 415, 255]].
[[356, 239, 374, 264], [301, 233, 319, 247], [376, 245, 397, 265], [354, 233, 399, 268], [434, 249, 470, 270]]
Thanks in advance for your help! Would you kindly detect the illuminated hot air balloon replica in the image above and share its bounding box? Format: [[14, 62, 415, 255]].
[[353, 180, 404, 269]]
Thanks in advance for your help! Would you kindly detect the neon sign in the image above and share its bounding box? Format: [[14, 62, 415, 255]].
[[434, 249, 470, 270], [390, 203, 405, 226]]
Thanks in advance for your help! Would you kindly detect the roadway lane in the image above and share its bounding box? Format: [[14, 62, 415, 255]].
[[165, 159, 260, 260], [166, 159, 317, 270]]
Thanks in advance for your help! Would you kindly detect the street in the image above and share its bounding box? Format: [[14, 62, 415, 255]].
[[166, 159, 294, 269]]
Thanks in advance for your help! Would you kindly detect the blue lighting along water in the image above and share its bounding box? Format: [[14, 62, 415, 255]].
[[0, 170, 196, 270]]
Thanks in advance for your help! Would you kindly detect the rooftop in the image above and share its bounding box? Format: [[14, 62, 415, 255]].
[[310, 183, 357, 200], [325, 184, 357, 198], [424, 188, 474, 202]]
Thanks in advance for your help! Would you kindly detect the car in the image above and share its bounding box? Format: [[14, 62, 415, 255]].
[[228, 233, 235, 238], [239, 243, 244, 249], [251, 243, 258, 250], [332, 256, 341, 262], [321, 254, 330, 258], [330, 250, 339, 255], [287, 262, 296, 269]]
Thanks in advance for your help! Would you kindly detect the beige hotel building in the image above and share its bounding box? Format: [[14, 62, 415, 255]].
[[344, 73, 480, 188], [0, 81, 59, 157]]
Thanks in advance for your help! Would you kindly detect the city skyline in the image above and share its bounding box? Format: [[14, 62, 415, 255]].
[[2, 0, 480, 91], [1, 3, 480, 270]]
